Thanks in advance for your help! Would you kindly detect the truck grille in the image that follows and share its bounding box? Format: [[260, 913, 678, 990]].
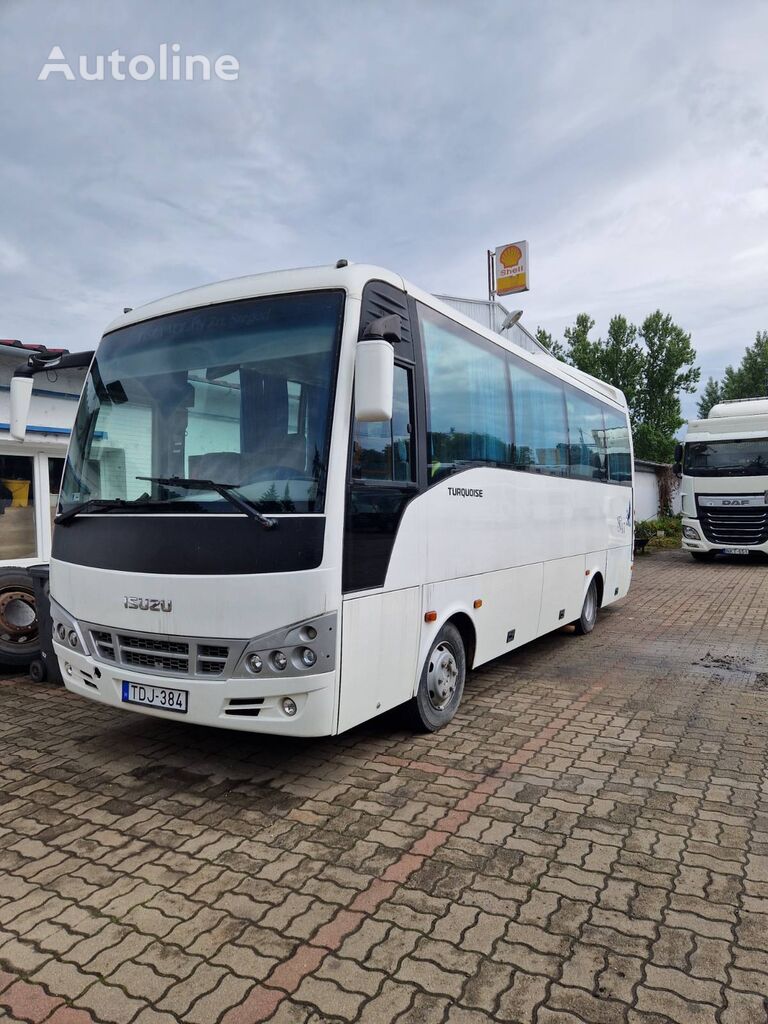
[[698, 498, 768, 547], [85, 624, 245, 679]]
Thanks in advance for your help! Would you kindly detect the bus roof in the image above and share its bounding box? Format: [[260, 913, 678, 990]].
[[103, 262, 628, 411]]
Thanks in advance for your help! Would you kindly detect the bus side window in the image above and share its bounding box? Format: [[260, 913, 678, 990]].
[[419, 305, 512, 480], [352, 366, 414, 482], [509, 360, 568, 476], [566, 390, 607, 481], [604, 409, 632, 482]]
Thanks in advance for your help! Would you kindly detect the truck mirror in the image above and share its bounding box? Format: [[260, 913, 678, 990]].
[[674, 442, 683, 463], [10, 377, 33, 441], [673, 462, 682, 477], [354, 339, 394, 421]]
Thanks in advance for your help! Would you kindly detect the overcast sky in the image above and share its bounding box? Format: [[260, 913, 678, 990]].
[[1, 0, 767, 416]]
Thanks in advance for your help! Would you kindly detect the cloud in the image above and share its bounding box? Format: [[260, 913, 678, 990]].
[[0, 0, 766, 417]]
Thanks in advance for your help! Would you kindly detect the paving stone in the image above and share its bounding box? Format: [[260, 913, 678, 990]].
[[1, 552, 768, 1024]]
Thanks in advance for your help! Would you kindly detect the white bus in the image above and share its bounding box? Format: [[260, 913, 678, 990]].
[[12, 264, 633, 734], [679, 398, 768, 561]]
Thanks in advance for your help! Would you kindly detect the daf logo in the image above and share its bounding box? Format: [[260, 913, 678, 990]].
[[124, 596, 172, 612], [722, 499, 749, 506]]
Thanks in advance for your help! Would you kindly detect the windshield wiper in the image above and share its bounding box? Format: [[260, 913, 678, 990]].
[[55, 497, 159, 525], [137, 476, 278, 530]]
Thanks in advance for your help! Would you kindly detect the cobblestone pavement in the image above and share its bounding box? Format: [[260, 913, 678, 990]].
[[1, 549, 768, 1024]]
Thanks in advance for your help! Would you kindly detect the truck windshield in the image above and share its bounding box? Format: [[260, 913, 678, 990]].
[[684, 438, 768, 477], [60, 290, 344, 515]]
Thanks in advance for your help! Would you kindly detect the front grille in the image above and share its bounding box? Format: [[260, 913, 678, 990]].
[[123, 650, 189, 673], [119, 635, 188, 655], [698, 499, 768, 546], [92, 629, 116, 661], [197, 644, 228, 676], [86, 625, 241, 679]]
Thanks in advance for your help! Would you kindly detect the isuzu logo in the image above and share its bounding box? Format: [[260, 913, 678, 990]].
[[124, 596, 172, 612]]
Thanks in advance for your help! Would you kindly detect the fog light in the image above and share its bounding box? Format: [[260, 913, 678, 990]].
[[271, 651, 287, 671], [64, 662, 73, 676], [68, 630, 78, 648], [56, 622, 66, 641], [246, 653, 263, 674], [282, 697, 297, 716], [683, 526, 701, 540], [300, 647, 317, 668]]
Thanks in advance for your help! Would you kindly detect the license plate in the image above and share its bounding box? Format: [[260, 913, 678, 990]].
[[723, 547, 750, 555], [121, 681, 188, 713]]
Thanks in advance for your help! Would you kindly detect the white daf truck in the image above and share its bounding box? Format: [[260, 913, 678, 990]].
[[679, 398, 768, 561]]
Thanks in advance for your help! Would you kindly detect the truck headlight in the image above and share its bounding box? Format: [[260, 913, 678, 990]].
[[683, 526, 701, 540]]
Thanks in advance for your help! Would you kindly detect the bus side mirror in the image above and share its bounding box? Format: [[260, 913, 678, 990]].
[[354, 339, 394, 421], [10, 376, 33, 441], [674, 442, 683, 463]]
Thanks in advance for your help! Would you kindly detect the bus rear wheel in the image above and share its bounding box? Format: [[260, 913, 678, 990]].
[[406, 622, 466, 732], [573, 579, 598, 635]]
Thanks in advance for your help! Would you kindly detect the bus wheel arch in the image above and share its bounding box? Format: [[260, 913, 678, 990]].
[[592, 572, 604, 608], [447, 612, 476, 672]]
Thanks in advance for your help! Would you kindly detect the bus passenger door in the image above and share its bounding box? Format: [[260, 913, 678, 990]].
[[339, 361, 422, 732]]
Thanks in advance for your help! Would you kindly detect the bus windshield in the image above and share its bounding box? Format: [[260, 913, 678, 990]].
[[60, 290, 345, 515], [684, 438, 768, 477]]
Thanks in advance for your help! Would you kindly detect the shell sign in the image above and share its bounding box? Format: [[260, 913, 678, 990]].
[[494, 240, 529, 295]]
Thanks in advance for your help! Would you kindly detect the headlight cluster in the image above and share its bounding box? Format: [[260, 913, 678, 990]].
[[683, 526, 701, 540], [54, 619, 83, 651], [244, 645, 317, 674], [237, 613, 335, 679]]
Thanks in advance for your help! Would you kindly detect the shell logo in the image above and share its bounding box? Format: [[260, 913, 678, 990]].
[[499, 244, 522, 269], [494, 239, 529, 294]]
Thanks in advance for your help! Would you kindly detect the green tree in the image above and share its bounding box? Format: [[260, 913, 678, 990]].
[[721, 331, 768, 400], [563, 314, 601, 377], [600, 315, 646, 427], [542, 310, 699, 463], [696, 377, 723, 418], [535, 326, 566, 361], [634, 311, 699, 461]]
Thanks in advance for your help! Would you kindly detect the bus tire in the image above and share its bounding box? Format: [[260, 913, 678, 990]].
[[573, 578, 598, 635], [0, 568, 40, 668], [406, 622, 466, 733], [691, 551, 716, 562]]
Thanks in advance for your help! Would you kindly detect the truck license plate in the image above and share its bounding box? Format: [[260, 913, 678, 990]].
[[121, 681, 188, 713], [723, 547, 750, 555]]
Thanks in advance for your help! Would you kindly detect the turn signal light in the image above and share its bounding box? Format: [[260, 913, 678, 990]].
[[424, 611, 437, 623]]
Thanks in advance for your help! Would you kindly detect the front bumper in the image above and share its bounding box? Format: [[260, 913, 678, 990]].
[[681, 518, 768, 555], [55, 641, 338, 736]]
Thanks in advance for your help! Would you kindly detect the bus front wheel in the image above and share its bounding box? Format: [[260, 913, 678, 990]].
[[573, 579, 599, 635], [406, 622, 466, 732]]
